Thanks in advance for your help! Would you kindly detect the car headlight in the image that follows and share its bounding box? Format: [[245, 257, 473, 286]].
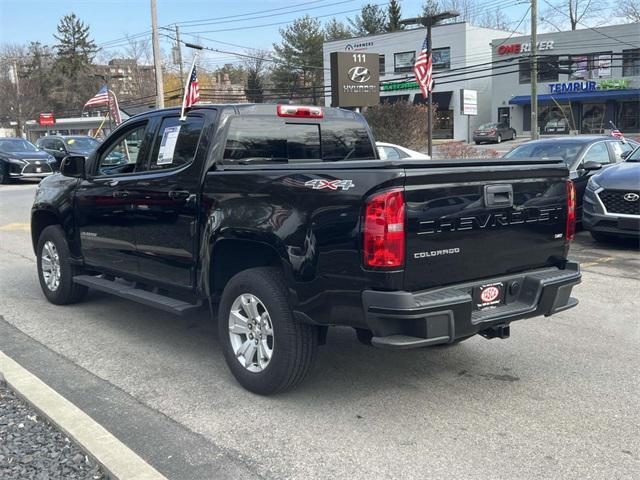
[[586, 176, 600, 192], [7, 158, 26, 165]]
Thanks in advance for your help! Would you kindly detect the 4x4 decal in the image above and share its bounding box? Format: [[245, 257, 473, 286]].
[[304, 179, 355, 191]]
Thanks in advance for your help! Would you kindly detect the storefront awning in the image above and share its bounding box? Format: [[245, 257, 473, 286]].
[[509, 89, 640, 105]]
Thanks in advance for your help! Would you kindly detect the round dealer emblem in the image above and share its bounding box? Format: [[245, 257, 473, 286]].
[[623, 193, 639, 202], [348, 66, 371, 83], [480, 286, 500, 303]]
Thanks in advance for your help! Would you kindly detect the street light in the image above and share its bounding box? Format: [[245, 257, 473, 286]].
[[400, 11, 459, 158], [93, 73, 125, 132]]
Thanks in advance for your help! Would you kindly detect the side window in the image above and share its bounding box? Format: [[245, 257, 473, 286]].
[[381, 146, 401, 160], [148, 116, 204, 170], [96, 123, 148, 176], [38, 139, 50, 149], [582, 142, 611, 165], [608, 140, 634, 161], [52, 139, 66, 151]]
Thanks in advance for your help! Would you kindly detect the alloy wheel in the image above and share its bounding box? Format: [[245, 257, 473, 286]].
[[41, 241, 61, 291], [228, 293, 274, 373]]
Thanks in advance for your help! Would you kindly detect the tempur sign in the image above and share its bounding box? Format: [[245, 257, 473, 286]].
[[330, 52, 379, 107]]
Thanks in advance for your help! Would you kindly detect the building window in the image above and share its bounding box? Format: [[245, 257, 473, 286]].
[[432, 47, 450, 70], [622, 49, 640, 77], [379, 54, 385, 76], [570, 53, 612, 79], [617, 100, 640, 133], [519, 56, 559, 83], [394, 51, 415, 73]]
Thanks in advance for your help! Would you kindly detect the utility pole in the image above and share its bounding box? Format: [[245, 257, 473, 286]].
[[175, 25, 185, 82], [12, 62, 23, 138], [530, 0, 538, 139], [151, 0, 165, 109], [426, 21, 433, 157], [401, 10, 459, 158]]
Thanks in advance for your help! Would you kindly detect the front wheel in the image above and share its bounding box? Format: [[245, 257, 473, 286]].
[[37, 225, 88, 305], [218, 267, 318, 395]]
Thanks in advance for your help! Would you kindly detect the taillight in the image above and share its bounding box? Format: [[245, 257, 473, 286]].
[[566, 180, 576, 240], [277, 104, 323, 118], [363, 189, 405, 269]]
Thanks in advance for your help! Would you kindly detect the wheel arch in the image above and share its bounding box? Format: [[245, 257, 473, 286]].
[[31, 209, 61, 255], [205, 238, 294, 300]]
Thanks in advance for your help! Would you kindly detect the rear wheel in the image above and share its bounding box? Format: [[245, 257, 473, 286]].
[[511, 130, 517, 139], [218, 267, 318, 395], [497, 134, 502, 143], [37, 225, 88, 305], [475, 141, 481, 145]]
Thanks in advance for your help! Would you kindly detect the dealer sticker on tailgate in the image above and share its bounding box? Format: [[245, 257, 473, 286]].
[[473, 282, 505, 310]]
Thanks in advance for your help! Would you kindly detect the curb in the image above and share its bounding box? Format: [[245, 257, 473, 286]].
[[0, 350, 168, 480]]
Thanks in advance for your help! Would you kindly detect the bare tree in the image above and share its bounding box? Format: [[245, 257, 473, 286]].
[[541, 0, 602, 31], [243, 50, 268, 103], [620, 0, 640, 22], [477, 9, 512, 30]]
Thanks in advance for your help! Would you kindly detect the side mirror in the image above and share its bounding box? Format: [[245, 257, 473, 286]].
[[60, 155, 86, 178], [621, 150, 631, 160], [582, 160, 602, 172]]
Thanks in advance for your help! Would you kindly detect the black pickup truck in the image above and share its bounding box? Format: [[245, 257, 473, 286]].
[[31, 104, 581, 394]]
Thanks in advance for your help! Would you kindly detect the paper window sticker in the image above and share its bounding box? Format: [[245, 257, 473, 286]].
[[157, 125, 181, 165]]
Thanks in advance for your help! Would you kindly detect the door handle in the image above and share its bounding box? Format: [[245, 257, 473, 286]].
[[484, 184, 513, 208], [168, 190, 190, 200], [112, 190, 130, 199]]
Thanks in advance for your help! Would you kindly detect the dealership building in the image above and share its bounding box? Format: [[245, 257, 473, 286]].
[[323, 22, 512, 141], [490, 22, 639, 135]]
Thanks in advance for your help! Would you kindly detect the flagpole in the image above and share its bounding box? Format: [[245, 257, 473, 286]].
[[180, 53, 198, 121]]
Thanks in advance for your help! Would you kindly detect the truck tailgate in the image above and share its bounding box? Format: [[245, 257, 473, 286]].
[[403, 160, 569, 291]]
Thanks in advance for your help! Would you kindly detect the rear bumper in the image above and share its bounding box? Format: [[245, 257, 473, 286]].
[[473, 135, 497, 143], [362, 262, 581, 349]]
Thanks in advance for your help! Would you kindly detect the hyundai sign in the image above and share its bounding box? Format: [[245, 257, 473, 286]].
[[330, 52, 379, 107]]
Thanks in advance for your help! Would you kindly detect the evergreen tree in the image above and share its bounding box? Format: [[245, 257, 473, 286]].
[[387, 0, 404, 32], [348, 4, 388, 36], [324, 19, 353, 41], [53, 13, 97, 75], [244, 51, 267, 103], [271, 16, 325, 104]]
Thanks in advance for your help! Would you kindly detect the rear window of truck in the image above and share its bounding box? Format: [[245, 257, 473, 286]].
[[222, 117, 375, 164]]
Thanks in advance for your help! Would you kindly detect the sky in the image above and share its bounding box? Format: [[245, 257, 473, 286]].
[[0, 0, 537, 70]]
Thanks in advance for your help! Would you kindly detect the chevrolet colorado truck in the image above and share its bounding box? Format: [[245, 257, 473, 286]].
[[31, 104, 581, 394]]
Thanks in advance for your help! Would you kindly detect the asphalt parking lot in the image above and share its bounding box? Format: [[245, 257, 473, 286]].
[[1, 181, 639, 480]]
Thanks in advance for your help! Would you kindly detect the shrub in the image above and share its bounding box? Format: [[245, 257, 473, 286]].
[[363, 102, 435, 151], [437, 141, 501, 159]]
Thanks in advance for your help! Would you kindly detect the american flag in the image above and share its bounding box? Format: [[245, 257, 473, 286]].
[[184, 64, 200, 107], [84, 86, 110, 108], [610, 121, 624, 140], [413, 35, 433, 97]]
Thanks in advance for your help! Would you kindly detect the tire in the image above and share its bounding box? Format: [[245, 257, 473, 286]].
[[0, 162, 11, 184], [355, 328, 373, 346], [497, 134, 502, 143], [475, 141, 481, 145], [36, 225, 88, 305], [511, 130, 517, 140], [218, 267, 318, 395]]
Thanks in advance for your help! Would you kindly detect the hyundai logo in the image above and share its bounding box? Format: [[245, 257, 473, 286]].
[[623, 192, 639, 202], [348, 66, 371, 83]]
